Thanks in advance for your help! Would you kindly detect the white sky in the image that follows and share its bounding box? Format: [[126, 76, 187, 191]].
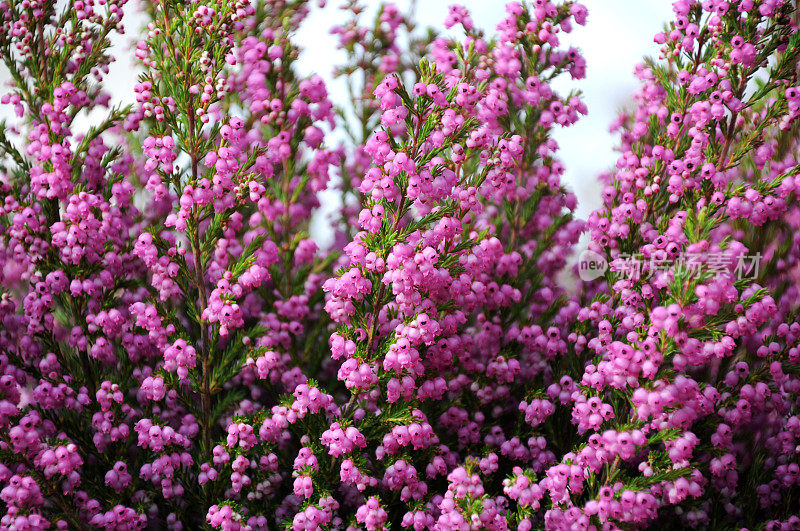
[[1, 0, 675, 226]]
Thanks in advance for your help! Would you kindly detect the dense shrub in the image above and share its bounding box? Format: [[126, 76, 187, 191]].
[[0, 0, 799, 529]]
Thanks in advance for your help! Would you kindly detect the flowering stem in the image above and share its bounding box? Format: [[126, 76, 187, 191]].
[[186, 95, 213, 455], [361, 110, 422, 359]]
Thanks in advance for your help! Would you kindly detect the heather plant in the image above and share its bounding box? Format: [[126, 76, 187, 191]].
[[130, 0, 339, 524], [207, 2, 588, 527], [0, 0, 148, 527], [330, 1, 430, 247], [570, 1, 800, 527], [1, 0, 800, 530]]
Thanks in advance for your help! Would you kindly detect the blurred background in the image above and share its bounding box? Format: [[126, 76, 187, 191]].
[[0, 0, 675, 228]]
